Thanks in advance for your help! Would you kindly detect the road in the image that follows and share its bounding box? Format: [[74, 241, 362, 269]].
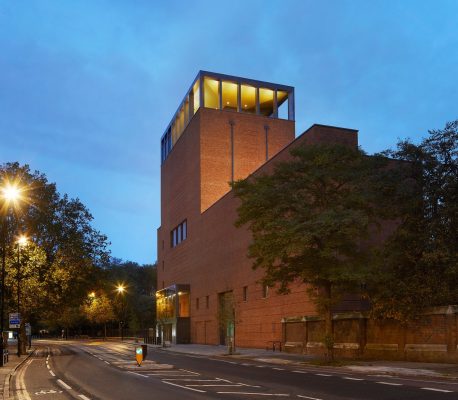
[[11, 340, 457, 400]]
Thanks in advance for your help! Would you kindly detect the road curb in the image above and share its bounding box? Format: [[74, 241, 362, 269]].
[[2, 349, 35, 400]]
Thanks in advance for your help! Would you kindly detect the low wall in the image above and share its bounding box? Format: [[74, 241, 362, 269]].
[[282, 305, 458, 363]]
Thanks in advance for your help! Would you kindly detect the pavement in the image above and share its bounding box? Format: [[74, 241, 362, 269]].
[[0, 343, 35, 400], [151, 342, 458, 380]]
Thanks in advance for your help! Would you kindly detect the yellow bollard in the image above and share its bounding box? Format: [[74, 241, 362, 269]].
[[135, 346, 143, 366]]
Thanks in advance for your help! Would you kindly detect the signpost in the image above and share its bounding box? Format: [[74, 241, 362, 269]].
[[135, 346, 143, 366], [9, 313, 21, 329]]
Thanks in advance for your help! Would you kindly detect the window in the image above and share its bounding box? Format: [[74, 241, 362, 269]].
[[204, 77, 219, 109], [262, 284, 269, 298], [196, 297, 200, 310], [193, 79, 200, 114], [206, 295, 209, 309], [277, 90, 289, 119], [259, 88, 274, 117], [222, 81, 238, 111], [241, 84, 256, 113], [243, 286, 248, 301], [171, 220, 188, 248]]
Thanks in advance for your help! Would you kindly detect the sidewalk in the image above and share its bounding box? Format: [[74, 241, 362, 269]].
[[151, 343, 458, 380], [0, 343, 34, 400]]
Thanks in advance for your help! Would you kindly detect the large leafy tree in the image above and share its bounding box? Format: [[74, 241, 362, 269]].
[[370, 121, 458, 320], [233, 144, 392, 357], [0, 162, 110, 337]]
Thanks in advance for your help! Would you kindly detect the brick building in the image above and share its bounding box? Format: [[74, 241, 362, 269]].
[[156, 71, 359, 347]]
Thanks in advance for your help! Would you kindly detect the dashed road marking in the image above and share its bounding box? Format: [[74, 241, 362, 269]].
[[57, 379, 72, 390], [293, 371, 307, 374], [104, 361, 110, 364], [127, 371, 149, 378], [218, 392, 289, 396], [78, 395, 92, 400], [162, 380, 206, 393], [273, 368, 285, 371], [297, 396, 322, 400], [421, 388, 453, 393], [342, 377, 364, 381], [49, 371, 55, 377], [376, 381, 402, 386], [315, 374, 332, 377]]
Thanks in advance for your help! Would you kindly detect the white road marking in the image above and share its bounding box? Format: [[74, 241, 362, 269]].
[[163, 379, 229, 382], [376, 381, 402, 386], [293, 371, 307, 374], [218, 392, 289, 396], [49, 371, 55, 377], [57, 379, 72, 390], [273, 368, 285, 371], [187, 384, 245, 387], [297, 396, 322, 400], [104, 361, 110, 364], [421, 388, 453, 393], [242, 363, 253, 366], [78, 395, 92, 400], [46, 364, 50, 370], [315, 374, 332, 377], [127, 371, 149, 378], [342, 377, 364, 381], [162, 380, 206, 393]]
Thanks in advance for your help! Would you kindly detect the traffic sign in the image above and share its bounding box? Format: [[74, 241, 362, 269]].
[[9, 313, 21, 329]]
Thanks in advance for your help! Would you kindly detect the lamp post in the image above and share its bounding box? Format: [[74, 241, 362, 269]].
[[116, 284, 126, 341], [16, 235, 27, 356], [0, 183, 22, 366]]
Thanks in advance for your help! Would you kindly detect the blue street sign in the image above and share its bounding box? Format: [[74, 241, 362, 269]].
[[9, 313, 21, 329]]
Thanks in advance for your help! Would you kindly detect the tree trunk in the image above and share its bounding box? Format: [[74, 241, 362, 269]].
[[322, 282, 334, 361], [19, 322, 27, 355]]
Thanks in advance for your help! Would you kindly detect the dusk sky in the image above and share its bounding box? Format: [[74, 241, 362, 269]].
[[1, 1, 457, 265]]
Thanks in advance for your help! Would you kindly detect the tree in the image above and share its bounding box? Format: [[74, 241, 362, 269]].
[[370, 120, 458, 320], [81, 291, 115, 338], [233, 144, 391, 359], [0, 162, 110, 336]]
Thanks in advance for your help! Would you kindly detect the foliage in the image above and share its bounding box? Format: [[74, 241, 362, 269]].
[[370, 120, 458, 320], [233, 144, 392, 354], [81, 290, 115, 325], [0, 162, 110, 331]]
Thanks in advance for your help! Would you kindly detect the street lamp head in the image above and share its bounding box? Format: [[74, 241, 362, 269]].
[[88, 291, 96, 298], [17, 235, 28, 247], [1, 183, 21, 204], [116, 284, 126, 294]]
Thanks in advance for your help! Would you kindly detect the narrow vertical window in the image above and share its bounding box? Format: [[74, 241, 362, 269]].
[[262, 284, 269, 298], [204, 77, 220, 109], [196, 298, 200, 310], [182, 220, 187, 240], [243, 286, 248, 301]]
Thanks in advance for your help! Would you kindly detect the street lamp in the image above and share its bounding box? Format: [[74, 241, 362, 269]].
[[16, 235, 27, 356], [1, 181, 23, 366], [116, 284, 126, 341]]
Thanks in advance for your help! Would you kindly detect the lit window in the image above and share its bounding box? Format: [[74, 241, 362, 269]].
[[204, 77, 219, 109], [241, 85, 256, 113], [259, 88, 274, 117], [277, 90, 288, 119], [222, 81, 238, 111], [193, 79, 200, 114]]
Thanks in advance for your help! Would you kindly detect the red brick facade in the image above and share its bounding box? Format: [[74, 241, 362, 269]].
[[157, 104, 359, 348]]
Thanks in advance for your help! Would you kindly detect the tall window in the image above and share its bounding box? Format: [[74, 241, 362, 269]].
[[171, 220, 187, 248], [222, 81, 238, 111], [243, 286, 248, 301], [262, 284, 269, 298], [259, 88, 274, 116], [196, 297, 200, 310], [204, 77, 219, 109], [240, 84, 256, 113]]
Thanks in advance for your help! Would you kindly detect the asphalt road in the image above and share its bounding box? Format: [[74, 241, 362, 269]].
[[11, 340, 457, 400]]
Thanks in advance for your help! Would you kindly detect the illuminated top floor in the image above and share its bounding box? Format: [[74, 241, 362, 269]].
[[160, 71, 295, 163]]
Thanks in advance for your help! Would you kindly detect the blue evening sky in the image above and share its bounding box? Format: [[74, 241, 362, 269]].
[[1, 1, 457, 264]]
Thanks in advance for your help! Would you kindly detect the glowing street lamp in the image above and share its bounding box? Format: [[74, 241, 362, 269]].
[[1, 181, 24, 366], [116, 284, 126, 341], [16, 235, 28, 356]]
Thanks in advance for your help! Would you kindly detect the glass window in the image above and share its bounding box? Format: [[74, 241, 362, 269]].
[[193, 79, 200, 114], [196, 297, 200, 310], [182, 220, 187, 240], [243, 286, 248, 301], [277, 90, 288, 119], [178, 105, 185, 137], [240, 84, 256, 113], [222, 81, 238, 111], [259, 88, 274, 117], [177, 225, 182, 243], [184, 98, 189, 125], [204, 77, 219, 109]]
